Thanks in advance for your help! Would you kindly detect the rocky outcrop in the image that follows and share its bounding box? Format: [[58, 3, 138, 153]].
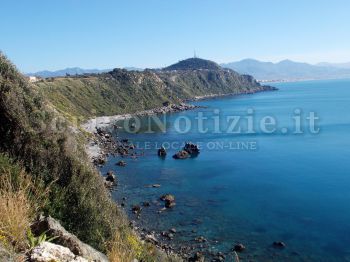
[[106, 171, 116, 183], [158, 146, 167, 157], [173, 143, 200, 159], [183, 142, 200, 155], [30, 242, 87, 262], [233, 243, 245, 252], [116, 160, 126, 166], [31, 216, 108, 262], [160, 194, 176, 208], [273, 241, 286, 248], [173, 150, 190, 159]]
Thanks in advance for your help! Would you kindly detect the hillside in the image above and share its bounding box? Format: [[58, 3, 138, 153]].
[[222, 59, 350, 81], [35, 58, 275, 121], [0, 53, 177, 261], [164, 57, 221, 71]]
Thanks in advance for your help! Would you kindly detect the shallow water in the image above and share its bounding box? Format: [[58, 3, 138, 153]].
[[101, 79, 350, 261]]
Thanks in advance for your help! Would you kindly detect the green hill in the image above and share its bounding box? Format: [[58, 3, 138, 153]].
[[35, 59, 275, 122], [163, 57, 221, 71]]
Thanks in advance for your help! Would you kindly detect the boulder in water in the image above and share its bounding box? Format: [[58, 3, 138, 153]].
[[173, 150, 189, 159], [116, 160, 126, 166], [158, 146, 167, 157], [233, 243, 245, 252], [105, 171, 116, 183]]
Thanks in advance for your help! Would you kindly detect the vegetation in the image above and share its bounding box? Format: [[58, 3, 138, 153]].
[[35, 59, 271, 121], [0, 53, 180, 261], [164, 57, 221, 71]]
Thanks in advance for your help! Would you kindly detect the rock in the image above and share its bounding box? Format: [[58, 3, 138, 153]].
[[273, 241, 286, 248], [106, 171, 116, 183], [195, 236, 207, 243], [183, 142, 200, 155], [31, 216, 108, 262], [160, 194, 175, 202], [165, 201, 176, 208], [116, 160, 126, 166], [158, 146, 167, 157], [169, 228, 176, 233], [131, 205, 142, 214], [214, 252, 226, 261], [104, 180, 114, 189], [93, 157, 106, 166], [189, 252, 205, 262], [142, 202, 151, 207], [173, 150, 190, 159], [233, 243, 245, 252], [30, 242, 88, 262], [160, 194, 176, 208], [145, 234, 158, 245], [161, 231, 174, 239]]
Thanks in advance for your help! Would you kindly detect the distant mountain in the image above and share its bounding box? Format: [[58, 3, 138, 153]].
[[164, 58, 221, 71], [26, 66, 143, 78], [222, 59, 350, 81], [316, 62, 350, 69]]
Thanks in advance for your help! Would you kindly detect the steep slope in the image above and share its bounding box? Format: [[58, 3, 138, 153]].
[[0, 52, 121, 249], [36, 58, 275, 121], [0, 53, 176, 261]]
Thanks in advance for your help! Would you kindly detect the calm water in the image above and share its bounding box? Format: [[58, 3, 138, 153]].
[[102, 79, 350, 261]]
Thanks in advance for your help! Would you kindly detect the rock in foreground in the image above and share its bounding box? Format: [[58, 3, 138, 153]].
[[31, 216, 108, 262], [30, 242, 87, 262]]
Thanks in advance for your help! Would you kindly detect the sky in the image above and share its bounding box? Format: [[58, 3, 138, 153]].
[[1, 0, 350, 72]]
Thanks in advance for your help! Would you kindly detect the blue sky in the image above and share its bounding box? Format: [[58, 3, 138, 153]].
[[1, 0, 350, 72]]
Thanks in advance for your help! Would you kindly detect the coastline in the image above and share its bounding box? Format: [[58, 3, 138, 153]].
[[81, 87, 277, 260], [82, 86, 276, 160], [82, 103, 198, 160]]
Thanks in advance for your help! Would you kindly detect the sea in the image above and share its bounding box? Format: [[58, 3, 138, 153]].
[[101, 78, 350, 261]]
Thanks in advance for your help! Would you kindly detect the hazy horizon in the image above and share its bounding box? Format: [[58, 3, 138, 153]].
[[23, 57, 350, 74]]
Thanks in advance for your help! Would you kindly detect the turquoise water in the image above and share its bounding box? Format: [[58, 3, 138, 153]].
[[102, 79, 350, 261]]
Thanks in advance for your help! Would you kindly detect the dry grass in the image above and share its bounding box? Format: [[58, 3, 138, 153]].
[[106, 228, 135, 262], [0, 156, 49, 251]]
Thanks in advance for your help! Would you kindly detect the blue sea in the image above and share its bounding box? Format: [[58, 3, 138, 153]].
[[101, 79, 350, 261]]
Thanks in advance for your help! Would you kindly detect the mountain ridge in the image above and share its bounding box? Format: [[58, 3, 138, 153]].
[[222, 59, 350, 81]]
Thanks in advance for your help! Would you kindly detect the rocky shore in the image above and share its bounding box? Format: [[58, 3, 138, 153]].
[[82, 103, 199, 134], [191, 85, 277, 101]]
